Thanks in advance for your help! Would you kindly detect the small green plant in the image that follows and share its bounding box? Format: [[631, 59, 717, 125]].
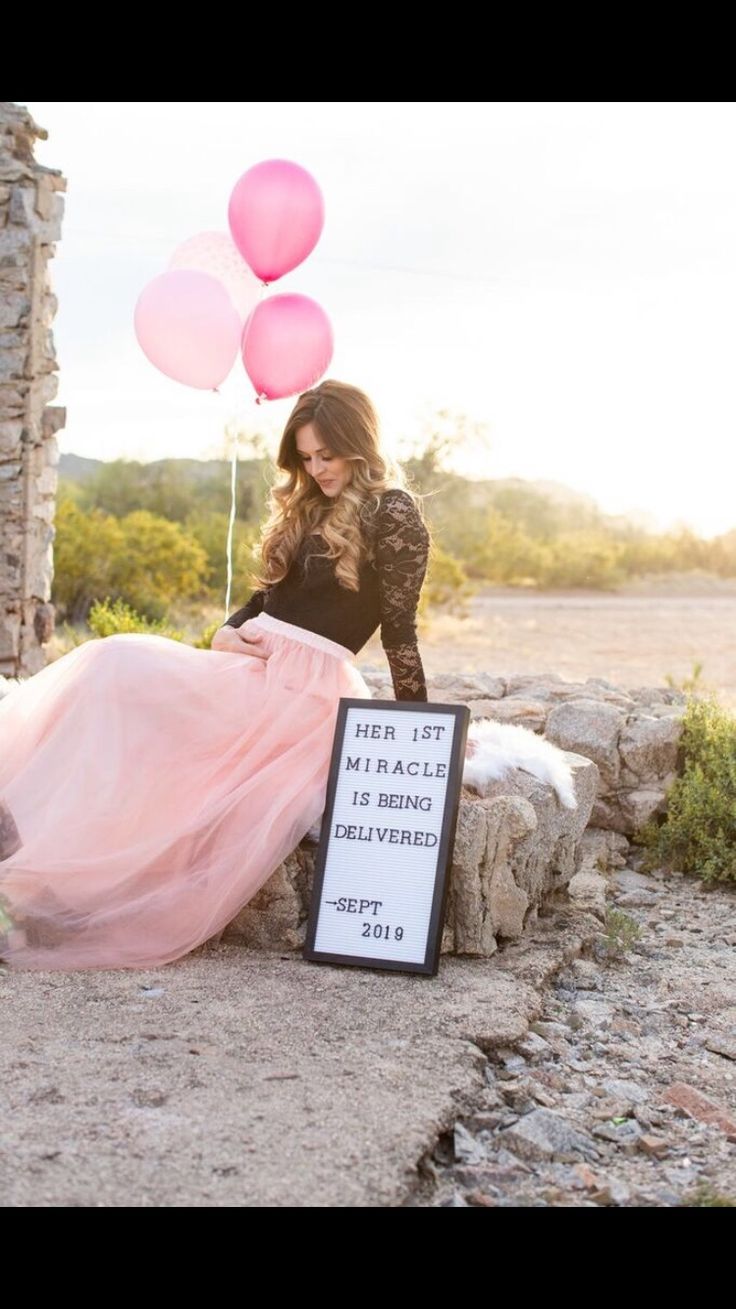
[[0, 896, 13, 936], [600, 908, 642, 961], [681, 1183, 736, 1207], [60, 620, 91, 649], [635, 693, 736, 884], [664, 660, 705, 693], [422, 543, 473, 613], [86, 597, 184, 642], [192, 621, 220, 650]]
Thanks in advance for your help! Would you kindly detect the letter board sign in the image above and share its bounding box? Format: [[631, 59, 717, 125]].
[[304, 698, 470, 976]]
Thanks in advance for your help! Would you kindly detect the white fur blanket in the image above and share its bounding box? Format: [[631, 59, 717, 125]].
[[461, 715, 577, 807]]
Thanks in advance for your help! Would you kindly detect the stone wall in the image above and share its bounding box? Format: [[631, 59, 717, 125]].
[[0, 103, 66, 677], [223, 748, 600, 958], [362, 668, 687, 838], [223, 670, 687, 958]]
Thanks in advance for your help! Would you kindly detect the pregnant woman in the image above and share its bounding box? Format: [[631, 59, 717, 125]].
[[0, 379, 432, 971]]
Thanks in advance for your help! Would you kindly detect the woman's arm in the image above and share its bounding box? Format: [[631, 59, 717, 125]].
[[211, 589, 269, 653], [375, 489, 430, 701], [222, 588, 268, 629]]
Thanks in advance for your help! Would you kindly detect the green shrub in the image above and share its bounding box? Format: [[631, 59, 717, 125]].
[[600, 908, 642, 961], [422, 543, 473, 612], [183, 509, 258, 597], [87, 597, 185, 642], [113, 511, 209, 618], [58, 620, 93, 650], [681, 1183, 736, 1207], [52, 499, 126, 623], [636, 694, 736, 884], [193, 621, 220, 650], [52, 498, 209, 625], [664, 660, 706, 694]]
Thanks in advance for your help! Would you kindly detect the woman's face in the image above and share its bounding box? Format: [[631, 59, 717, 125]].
[[295, 423, 352, 497]]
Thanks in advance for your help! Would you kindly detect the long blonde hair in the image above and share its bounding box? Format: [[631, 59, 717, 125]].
[[248, 380, 429, 593]]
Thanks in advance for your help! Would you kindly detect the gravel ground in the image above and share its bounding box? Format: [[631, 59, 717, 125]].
[[408, 856, 736, 1207]]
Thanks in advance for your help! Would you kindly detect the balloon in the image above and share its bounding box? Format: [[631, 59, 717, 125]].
[[168, 231, 262, 321], [241, 294, 334, 401], [228, 159, 325, 283], [134, 270, 241, 390]]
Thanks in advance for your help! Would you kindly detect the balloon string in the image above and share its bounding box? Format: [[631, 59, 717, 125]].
[[222, 279, 269, 621], [224, 430, 238, 620], [240, 279, 269, 405]]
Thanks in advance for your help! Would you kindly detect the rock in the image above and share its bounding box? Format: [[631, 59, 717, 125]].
[[704, 1035, 736, 1061], [472, 698, 548, 730], [545, 700, 623, 788], [567, 870, 608, 919], [613, 869, 660, 892], [615, 889, 662, 907], [590, 1177, 632, 1206], [638, 1134, 672, 1159], [571, 959, 604, 990], [601, 1079, 649, 1106], [531, 1020, 572, 1041], [528, 1082, 558, 1108], [516, 1031, 552, 1060], [453, 1121, 486, 1164], [576, 827, 630, 876], [572, 999, 616, 1029], [465, 1188, 500, 1206], [621, 787, 671, 830], [592, 1119, 644, 1147], [619, 713, 683, 782], [662, 1084, 736, 1140], [500, 1109, 600, 1163]]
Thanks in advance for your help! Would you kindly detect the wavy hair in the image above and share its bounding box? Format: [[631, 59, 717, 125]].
[[248, 380, 429, 593]]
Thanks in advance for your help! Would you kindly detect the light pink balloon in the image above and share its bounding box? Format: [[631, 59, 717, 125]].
[[241, 294, 334, 401], [134, 270, 241, 390], [228, 159, 325, 283], [168, 231, 263, 321]]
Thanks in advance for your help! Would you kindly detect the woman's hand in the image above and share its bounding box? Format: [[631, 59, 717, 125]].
[[211, 624, 269, 660]]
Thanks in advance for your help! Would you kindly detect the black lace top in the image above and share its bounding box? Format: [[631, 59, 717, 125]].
[[223, 488, 430, 701]]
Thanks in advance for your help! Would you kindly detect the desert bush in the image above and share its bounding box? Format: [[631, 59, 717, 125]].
[[86, 597, 184, 642], [636, 695, 736, 885]]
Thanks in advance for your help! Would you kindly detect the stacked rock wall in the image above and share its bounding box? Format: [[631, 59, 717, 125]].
[[363, 669, 686, 838], [223, 671, 687, 958], [0, 103, 66, 677]]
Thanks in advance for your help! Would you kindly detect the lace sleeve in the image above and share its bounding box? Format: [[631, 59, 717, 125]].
[[223, 589, 267, 629], [375, 489, 430, 701]]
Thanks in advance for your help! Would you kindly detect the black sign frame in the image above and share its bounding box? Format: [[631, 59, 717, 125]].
[[303, 697, 470, 977]]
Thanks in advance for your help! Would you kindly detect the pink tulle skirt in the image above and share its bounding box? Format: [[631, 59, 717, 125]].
[[0, 612, 373, 971]]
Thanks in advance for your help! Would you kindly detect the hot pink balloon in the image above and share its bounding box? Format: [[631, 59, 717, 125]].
[[228, 159, 325, 283], [134, 270, 241, 390], [168, 231, 262, 321], [241, 294, 334, 401]]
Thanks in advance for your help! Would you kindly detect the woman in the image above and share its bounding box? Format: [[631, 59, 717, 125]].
[[0, 380, 432, 972]]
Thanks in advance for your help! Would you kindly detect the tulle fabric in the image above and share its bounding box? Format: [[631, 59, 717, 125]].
[[0, 613, 372, 971]]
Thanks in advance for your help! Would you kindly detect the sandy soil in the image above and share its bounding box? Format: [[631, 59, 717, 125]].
[[358, 584, 736, 710]]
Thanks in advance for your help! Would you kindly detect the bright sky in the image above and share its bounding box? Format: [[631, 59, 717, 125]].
[[21, 101, 736, 538]]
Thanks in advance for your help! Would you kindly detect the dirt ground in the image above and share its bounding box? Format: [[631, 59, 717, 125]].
[[358, 582, 736, 710]]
